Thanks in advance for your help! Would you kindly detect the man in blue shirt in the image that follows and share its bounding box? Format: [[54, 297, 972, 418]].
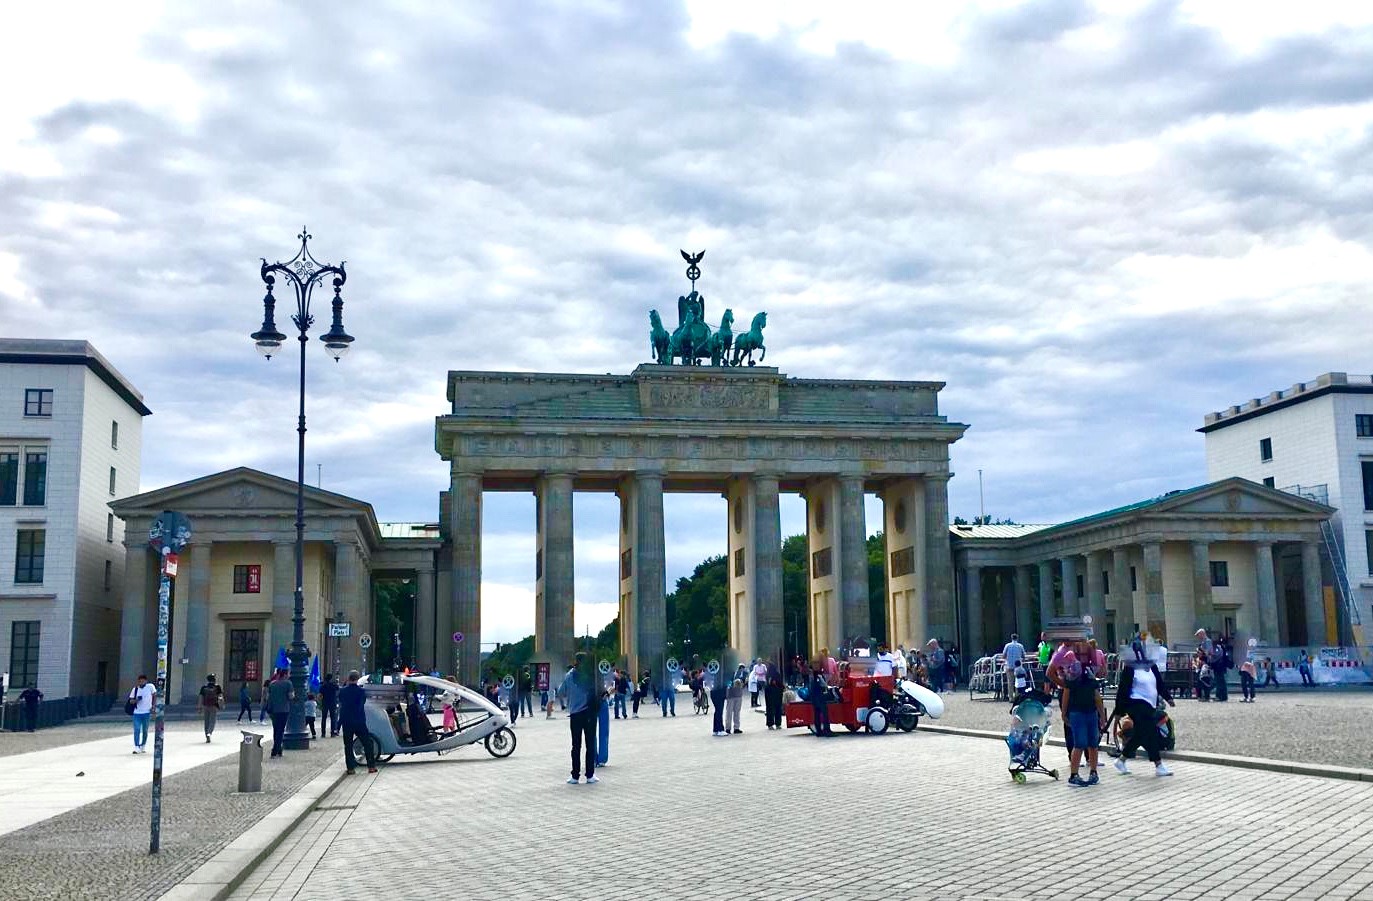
[[1002, 633, 1026, 699], [557, 653, 599, 784], [338, 670, 377, 775]]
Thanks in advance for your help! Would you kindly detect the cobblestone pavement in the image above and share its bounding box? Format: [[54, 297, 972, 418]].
[[0, 735, 340, 901], [938, 687, 1373, 769], [231, 708, 1373, 901], [0, 720, 136, 758]]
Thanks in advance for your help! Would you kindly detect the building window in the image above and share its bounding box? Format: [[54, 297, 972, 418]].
[[23, 452, 46, 506], [1263, 477, 1275, 488], [23, 389, 52, 417], [111, 420, 119, 449], [1209, 560, 1229, 587], [103, 560, 112, 590], [15, 529, 45, 583], [108, 466, 116, 496], [233, 564, 262, 594], [1075, 573, 1084, 598], [9, 621, 39, 688], [1129, 566, 1137, 592], [1102, 571, 1110, 595], [1363, 462, 1373, 511], [1366, 530, 1373, 576], [1259, 437, 1272, 462], [1358, 415, 1373, 438], [106, 513, 114, 542], [0, 452, 16, 506]]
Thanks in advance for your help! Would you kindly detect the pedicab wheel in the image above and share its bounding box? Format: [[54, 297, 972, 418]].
[[485, 727, 517, 758], [1012, 771, 1027, 784], [379, 754, 395, 763], [351, 734, 382, 765], [865, 707, 889, 735], [894, 705, 919, 732]]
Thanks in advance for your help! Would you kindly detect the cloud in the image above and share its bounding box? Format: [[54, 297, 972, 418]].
[[3, 0, 1373, 630]]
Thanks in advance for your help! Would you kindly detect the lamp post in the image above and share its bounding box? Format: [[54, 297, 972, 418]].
[[251, 227, 354, 751]]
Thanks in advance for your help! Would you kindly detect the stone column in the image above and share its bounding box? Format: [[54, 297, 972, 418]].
[[965, 565, 983, 659], [725, 478, 756, 660], [1191, 541, 1216, 634], [271, 540, 295, 665], [118, 543, 152, 690], [333, 540, 369, 675], [1037, 560, 1054, 628], [1142, 541, 1166, 643], [882, 478, 926, 651], [450, 471, 483, 685], [753, 474, 784, 663], [838, 476, 870, 643], [1084, 551, 1107, 642], [1060, 556, 1079, 617], [1014, 564, 1034, 637], [537, 473, 575, 672], [1301, 540, 1327, 646], [180, 541, 213, 703], [415, 561, 436, 670], [634, 472, 667, 672], [923, 474, 956, 642], [1112, 547, 1133, 636], [1255, 542, 1279, 645]]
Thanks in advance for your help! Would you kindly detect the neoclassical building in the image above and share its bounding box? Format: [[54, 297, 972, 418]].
[[950, 478, 1337, 658]]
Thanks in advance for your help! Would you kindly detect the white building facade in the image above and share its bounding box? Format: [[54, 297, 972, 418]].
[[0, 340, 149, 699], [1202, 372, 1373, 642]]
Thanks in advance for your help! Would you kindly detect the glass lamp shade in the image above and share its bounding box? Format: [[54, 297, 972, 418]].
[[323, 340, 352, 361], [251, 327, 286, 359]]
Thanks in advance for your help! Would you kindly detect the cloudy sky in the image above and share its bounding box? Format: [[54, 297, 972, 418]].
[[5, 1, 1373, 642]]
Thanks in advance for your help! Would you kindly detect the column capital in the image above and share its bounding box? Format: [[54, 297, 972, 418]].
[[541, 470, 576, 482]]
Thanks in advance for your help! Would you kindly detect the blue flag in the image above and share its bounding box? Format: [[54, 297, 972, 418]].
[[309, 655, 321, 692], [275, 647, 289, 672]]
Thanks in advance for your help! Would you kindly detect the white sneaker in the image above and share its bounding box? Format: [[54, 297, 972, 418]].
[[1113, 757, 1130, 775], [566, 776, 579, 784], [1155, 763, 1173, 777], [586, 775, 600, 784]]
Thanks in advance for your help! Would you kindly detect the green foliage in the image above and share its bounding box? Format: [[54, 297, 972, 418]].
[[373, 578, 415, 663], [953, 515, 1016, 525], [665, 553, 729, 663]]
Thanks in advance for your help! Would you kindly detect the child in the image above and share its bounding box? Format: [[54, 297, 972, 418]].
[[725, 678, 744, 734], [443, 695, 458, 732], [1005, 712, 1030, 764], [1012, 661, 1030, 698], [1197, 662, 1214, 701], [1239, 658, 1257, 702], [304, 693, 318, 738], [1063, 657, 1106, 787]]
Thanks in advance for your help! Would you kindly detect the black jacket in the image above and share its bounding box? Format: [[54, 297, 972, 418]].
[[1112, 664, 1173, 716]]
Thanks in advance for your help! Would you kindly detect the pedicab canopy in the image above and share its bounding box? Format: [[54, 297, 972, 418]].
[[1042, 616, 1093, 644]]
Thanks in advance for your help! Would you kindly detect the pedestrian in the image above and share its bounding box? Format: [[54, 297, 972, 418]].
[[197, 674, 223, 742], [1037, 632, 1053, 668], [1239, 658, 1257, 702], [1002, 633, 1026, 699], [821, 647, 838, 684], [892, 645, 908, 680], [659, 671, 676, 717], [710, 671, 729, 736], [613, 668, 629, 720], [1198, 628, 1230, 702], [632, 669, 650, 718], [508, 675, 520, 727], [321, 672, 340, 737], [127, 674, 155, 753], [1298, 652, 1315, 686], [1262, 657, 1279, 689], [259, 680, 270, 723], [726, 677, 744, 734], [1111, 647, 1175, 777], [237, 681, 254, 722], [266, 669, 294, 758], [1064, 646, 1106, 787], [926, 640, 946, 694], [519, 667, 534, 718], [19, 682, 43, 733], [443, 692, 459, 731], [556, 652, 599, 784], [807, 662, 832, 736], [339, 670, 377, 775], [764, 670, 784, 730], [750, 659, 767, 707], [946, 645, 960, 691], [304, 693, 318, 738]]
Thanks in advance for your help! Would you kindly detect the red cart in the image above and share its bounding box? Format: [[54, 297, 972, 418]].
[[785, 666, 906, 734]]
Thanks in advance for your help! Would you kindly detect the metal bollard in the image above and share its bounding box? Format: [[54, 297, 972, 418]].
[[238, 731, 264, 792]]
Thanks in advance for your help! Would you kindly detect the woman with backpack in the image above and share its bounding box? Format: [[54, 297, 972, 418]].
[[1111, 646, 1176, 778]]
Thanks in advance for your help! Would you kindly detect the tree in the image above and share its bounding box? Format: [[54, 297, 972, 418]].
[[953, 515, 1016, 525]]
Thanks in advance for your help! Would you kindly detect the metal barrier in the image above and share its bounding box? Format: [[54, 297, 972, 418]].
[[0, 692, 116, 731]]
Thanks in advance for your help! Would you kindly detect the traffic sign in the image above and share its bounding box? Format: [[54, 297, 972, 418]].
[[358, 633, 373, 650], [665, 657, 680, 673], [501, 674, 515, 690], [598, 660, 612, 675], [329, 622, 351, 638], [706, 659, 720, 675], [452, 631, 464, 644]]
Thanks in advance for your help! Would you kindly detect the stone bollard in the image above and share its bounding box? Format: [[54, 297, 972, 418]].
[[238, 731, 264, 792]]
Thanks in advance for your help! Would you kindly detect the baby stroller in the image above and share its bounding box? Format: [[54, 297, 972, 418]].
[[1006, 689, 1060, 783]]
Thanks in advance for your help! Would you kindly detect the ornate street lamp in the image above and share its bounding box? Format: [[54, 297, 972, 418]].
[[251, 227, 354, 750]]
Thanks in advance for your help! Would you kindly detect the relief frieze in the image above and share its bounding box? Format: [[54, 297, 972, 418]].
[[456, 433, 941, 464]]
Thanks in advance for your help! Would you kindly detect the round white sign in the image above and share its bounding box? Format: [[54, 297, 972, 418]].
[[706, 659, 720, 675], [358, 633, 373, 649], [598, 660, 612, 675], [665, 657, 680, 673], [501, 674, 515, 690]]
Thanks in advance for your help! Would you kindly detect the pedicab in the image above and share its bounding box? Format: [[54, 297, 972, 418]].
[[784, 657, 944, 734], [351, 674, 516, 763]]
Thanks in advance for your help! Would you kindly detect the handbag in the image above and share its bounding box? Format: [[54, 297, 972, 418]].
[[124, 691, 136, 716]]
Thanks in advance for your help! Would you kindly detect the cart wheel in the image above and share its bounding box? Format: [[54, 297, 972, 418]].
[[1050, 769, 1060, 780], [485, 727, 517, 758], [865, 707, 889, 735], [894, 705, 919, 733], [379, 754, 395, 763], [1013, 771, 1027, 784], [352, 735, 383, 765]]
